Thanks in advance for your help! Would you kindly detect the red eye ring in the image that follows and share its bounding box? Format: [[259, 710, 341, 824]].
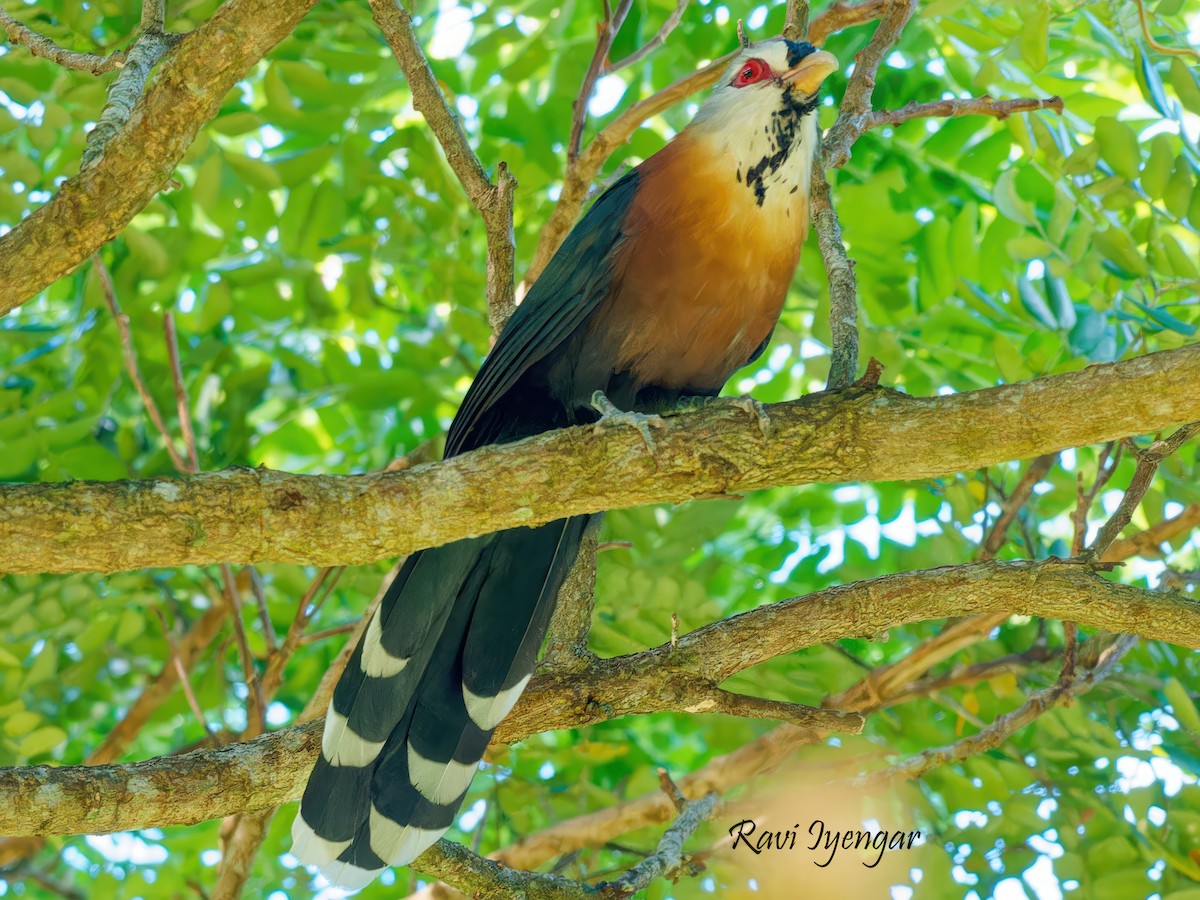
[[732, 58, 771, 88]]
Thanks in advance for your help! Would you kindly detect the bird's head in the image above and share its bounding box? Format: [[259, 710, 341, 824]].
[[688, 37, 838, 206]]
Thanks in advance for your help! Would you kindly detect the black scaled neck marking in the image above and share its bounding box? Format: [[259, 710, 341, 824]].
[[742, 89, 819, 207]]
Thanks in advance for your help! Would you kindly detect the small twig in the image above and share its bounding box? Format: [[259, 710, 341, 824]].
[[866, 94, 1064, 131], [597, 540, 633, 552], [94, 255, 190, 472], [656, 769, 687, 813], [979, 453, 1058, 560], [811, 167, 858, 388], [141, 0, 166, 33], [1135, 0, 1200, 61], [0, 8, 127, 74], [299, 622, 359, 645], [606, 0, 689, 73], [862, 634, 1137, 786], [243, 566, 278, 650], [820, 0, 917, 170], [704, 688, 863, 733], [783, 0, 810, 41], [153, 608, 218, 747], [218, 564, 267, 737], [570, 0, 635, 161], [1087, 423, 1200, 558], [163, 311, 200, 472], [1058, 621, 1079, 686], [1103, 501, 1200, 561], [1071, 442, 1120, 554], [367, 0, 516, 333], [596, 792, 719, 896]]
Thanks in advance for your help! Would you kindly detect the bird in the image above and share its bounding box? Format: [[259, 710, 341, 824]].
[[291, 34, 838, 891]]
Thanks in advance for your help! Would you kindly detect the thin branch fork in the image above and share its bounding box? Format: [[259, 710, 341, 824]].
[[863, 634, 1138, 786], [1087, 422, 1200, 559]]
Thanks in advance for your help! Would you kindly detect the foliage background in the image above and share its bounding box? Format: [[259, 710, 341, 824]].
[[1, 0, 1200, 897]]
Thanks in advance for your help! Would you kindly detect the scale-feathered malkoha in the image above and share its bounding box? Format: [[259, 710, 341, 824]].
[[292, 36, 838, 891]]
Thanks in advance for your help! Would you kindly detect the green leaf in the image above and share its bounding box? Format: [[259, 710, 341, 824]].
[[1129, 298, 1197, 336], [1020, 2, 1050, 71], [1142, 134, 1174, 199], [18, 726, 67, 758], [1170, 57, 1200, 114], [1094, 117, 1140, 181], [1164, 161, 1194, 218], [1045, 276, 1076, 330], [226, 153, 282, 191], [993, 168, 1036, 226], [1093, 226, 1148, 277], [3, 709, 41, 737], [1018, 275, 1057, 329], [1164, 678, 1200, 734], [1137, 48, 1173, 116]]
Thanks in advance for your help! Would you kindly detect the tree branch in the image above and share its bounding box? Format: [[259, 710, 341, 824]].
[[4, 344, 1199, 575], [1087, 423, 1200, 558], [867, 94, 1064, 130], [570, 0, 635, 161], [979, 453, 1058, 559], [1102, 501, 1200, 561], [0, 8, 127, 74], [594, 792, 719, 895], [0, 0, 323, 313], [1, 559, 1196, 837], [862, 633, 1138, 786], [605, 0, 689, 73], [367, 0, 517, 332]]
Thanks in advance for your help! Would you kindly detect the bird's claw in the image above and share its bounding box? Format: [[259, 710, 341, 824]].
[[591, 390, 665, 461], [731, 394, 772, 440]]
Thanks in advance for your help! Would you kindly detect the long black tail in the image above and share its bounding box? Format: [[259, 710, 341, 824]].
[[291, 515, 591, 890]]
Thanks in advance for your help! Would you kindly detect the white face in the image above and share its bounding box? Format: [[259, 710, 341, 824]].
[[689, 38, 837, 208]]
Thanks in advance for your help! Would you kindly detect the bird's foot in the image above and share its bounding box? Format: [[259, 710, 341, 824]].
[[664, 394, 771, 440], [730, 394, 772, 440], [591, 390, 665, 461]]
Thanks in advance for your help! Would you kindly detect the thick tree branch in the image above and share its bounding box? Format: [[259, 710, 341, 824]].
[[3, 345, 1199, 575], [0, 0, 322, 313], [1, 559, 1196, 837], [80, 29, 178, 169]]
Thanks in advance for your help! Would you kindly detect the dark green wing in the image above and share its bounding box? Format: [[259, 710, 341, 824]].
[[444, 169, 639, 457]]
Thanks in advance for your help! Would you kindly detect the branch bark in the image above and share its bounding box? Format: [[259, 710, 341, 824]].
[[4, 344, 1199, 575], [0, 0, 322, 313], [1, 558, 1196, 837]]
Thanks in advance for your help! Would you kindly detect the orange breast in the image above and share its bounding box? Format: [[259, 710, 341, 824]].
[[589, 133, 809, 392]]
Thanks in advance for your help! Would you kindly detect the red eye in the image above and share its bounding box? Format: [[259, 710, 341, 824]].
[[732, 58, 771, 88]]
